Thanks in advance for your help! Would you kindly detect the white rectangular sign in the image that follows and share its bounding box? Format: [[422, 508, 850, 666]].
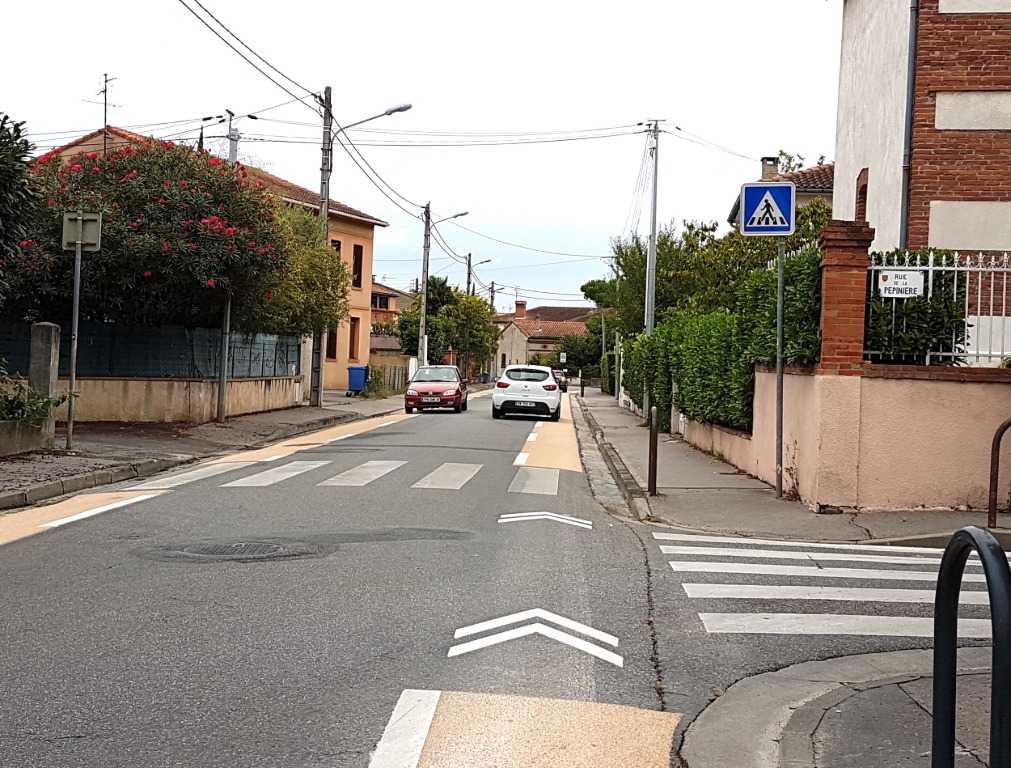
[[879, 270, 925, 298]]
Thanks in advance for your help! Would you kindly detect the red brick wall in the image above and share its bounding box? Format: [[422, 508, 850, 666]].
[[818, 220, 876, 375], [908, 0, 1011, 248]]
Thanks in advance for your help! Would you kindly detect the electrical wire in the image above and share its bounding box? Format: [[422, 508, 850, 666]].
[[439, 219, 610, 260], [174, 0, 313, 105], [222, 129, 641, 147], [661, 128, 754, 162]]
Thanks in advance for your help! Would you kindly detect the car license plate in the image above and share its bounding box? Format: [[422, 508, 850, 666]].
[[421, 397, 441, 403], [515, 401, 536, 407]]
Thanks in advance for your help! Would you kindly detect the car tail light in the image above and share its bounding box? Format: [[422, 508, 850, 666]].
[[543, 384, 558, 391], [496, 381, 510, 388]]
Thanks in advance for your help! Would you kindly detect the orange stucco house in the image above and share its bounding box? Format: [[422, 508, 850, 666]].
[[48, 126, 388, 391]]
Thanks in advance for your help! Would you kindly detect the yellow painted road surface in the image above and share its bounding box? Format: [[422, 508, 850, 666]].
[[0, 491, 166, 547], [519, 395, 582, 472], [371, 690, 680, 768]]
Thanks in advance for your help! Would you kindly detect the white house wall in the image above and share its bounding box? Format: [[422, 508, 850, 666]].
[[833, 0, 909, 250]]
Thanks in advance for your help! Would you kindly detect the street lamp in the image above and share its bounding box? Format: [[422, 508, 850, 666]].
[[308, 94, 412, 407], [419, 207, 468, 366], [466, 256, 491, 296]]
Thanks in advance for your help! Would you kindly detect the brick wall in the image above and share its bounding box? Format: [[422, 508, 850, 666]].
[[908, 0, 1011, 248], [818, 220, 876, 374]]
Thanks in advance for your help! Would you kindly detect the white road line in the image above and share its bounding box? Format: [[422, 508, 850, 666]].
[[318, 460, 407, 487], [535, 420, 545, 428], [499, 511, 592, 529], [259, 455, 284, 462], [328, 434, 354, 443], [447, 623, 624, 667], [507, 467, 560, 496], [652, 531, 951, 556], [669, 561, 986, 582], [367, 689, 441, 768], [222, 460, 330, 487], [513, 452, 529, 466], [526, 432, 538, 442], [43, 495, 158, 528], [454, 608, 618, 645], [682, 583, 990, 604], [377, 421, 397, 427], [659, 545, 952, 568], [699, 612, 992, 638], [131, 462, 254, 490], [411, 463, 483, 490]]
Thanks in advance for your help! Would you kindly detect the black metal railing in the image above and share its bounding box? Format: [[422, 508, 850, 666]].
[[932, 526, 1011, 767], [990, 417, 1011, 528]]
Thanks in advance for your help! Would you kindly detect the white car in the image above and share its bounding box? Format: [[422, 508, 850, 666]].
[[491, 365, 563, 421]]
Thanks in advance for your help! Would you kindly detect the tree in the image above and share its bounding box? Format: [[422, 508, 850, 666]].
[[398, 309, 451, 362], [4, 141, 286, 328], [441, 293, 501, 373], [777, 149, 829, 174], [246, 203, 351, 335], [0, 115, 35, 312], [580, 278, 617, 308], [425, 275, 456, 315]]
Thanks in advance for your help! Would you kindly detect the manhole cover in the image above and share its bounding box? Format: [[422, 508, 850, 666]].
[[182, 542, 285, 559]]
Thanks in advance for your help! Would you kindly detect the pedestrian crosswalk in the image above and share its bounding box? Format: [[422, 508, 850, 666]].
[[133, 458, 562, 496], [655, 532, 993, 638]]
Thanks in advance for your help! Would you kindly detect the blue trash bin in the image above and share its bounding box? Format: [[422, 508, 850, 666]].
[[482, 372, 490, 384], [347, 365, 368, 395]]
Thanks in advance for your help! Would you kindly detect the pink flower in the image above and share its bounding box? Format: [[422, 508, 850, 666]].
[[248, 241, 256, 247], [180, 180, 187, 188], [206, 279, 216, 287], [19, 240, 31, 247], [92, 167, 101, 173], [143, 270, 152, 278], [86, 152, 98, 160], [208, 157, 223, 166], [70, 164, 82, 172], [267, 292, 274, 300]]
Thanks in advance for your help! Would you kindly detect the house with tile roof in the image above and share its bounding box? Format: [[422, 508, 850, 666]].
[[47, 126, 388, 392], [726, 157, 834, 227], [492, 301, 593, 375]]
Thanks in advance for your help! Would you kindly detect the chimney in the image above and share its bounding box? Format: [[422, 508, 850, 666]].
[[761, 156, 780, 180], [535, 316, 541, 331], [515, 300, 527, 319]]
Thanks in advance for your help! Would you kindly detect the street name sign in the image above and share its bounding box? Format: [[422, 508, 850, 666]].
[[739, 182, 796, 236], [879, 270, 925, 298]]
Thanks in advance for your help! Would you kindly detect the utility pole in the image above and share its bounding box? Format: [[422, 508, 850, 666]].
[[100, 73, 116, 157], [414, 277, 419, 293], [310, 86, 333, 407], [419, 202, 432, 366], [489, 281, 496, 310], [466, 253, 473, 296], [643, 119, 660, 418], [227, 109, 238, 164]]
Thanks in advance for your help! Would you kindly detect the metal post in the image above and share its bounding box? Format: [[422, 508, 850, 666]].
[[66, 213, 83, 450], [419, 202, 432, 366], [465, 253, 472, 296], [227, 109, 238, 164], [216, 295, 231, 423], [931, 526, 1011, 768], [489, 281, 496, 311], [775, 236, 786, 498], [648, 405, 659, 496], [989, 415, 1011, 528], [580, 369, 585, 398]]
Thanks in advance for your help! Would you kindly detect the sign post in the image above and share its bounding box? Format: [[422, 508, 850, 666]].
[[740, 182, 796, 499], [61, 211, 101, 450]]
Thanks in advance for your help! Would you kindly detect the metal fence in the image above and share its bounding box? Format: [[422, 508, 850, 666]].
[[0, 323, 300, 379], [865, 251, 1011, 366]]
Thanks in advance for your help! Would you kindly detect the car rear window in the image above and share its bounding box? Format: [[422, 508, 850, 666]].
[[506, 369, 549, 382]]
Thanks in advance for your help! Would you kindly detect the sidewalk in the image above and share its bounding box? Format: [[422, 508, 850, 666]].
[[577, 388, 1010, 545], [0, 391, 408, 511], [680, 647, 991, 768]]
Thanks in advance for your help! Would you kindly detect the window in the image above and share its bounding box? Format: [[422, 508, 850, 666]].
[[855, 168, 869, 222], [411, 366, 459, 383], [331, 239, 341, 255], [505, 368, 549, 382], [325, 330, 338, 360], [500, 353, 506, 369], [352, 244, 363, 289], [348, 317, 360, 360], [371, 294, 390, 310]]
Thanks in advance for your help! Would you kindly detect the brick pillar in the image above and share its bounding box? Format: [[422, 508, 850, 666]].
[[817, 220, 875, 375]]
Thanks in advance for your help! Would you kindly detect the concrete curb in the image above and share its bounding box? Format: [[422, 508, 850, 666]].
[[678, 647, 991, 768], [0, 407, 401, 514], [576, 397, 650, 521]]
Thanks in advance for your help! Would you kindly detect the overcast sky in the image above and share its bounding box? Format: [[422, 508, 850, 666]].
[[7, 0, 843, 312]]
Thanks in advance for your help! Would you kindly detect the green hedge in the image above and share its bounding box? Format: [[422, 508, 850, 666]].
[[601, 351, 616, 395]]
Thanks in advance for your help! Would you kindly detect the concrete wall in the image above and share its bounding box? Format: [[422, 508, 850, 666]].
[[494, 323, 529, 376], [325, 217, 376, 391], [833, 0, 909, 250], [0, 420, 55, 457], [51, 376, 302, 423], [683, 368, 1011, 511]]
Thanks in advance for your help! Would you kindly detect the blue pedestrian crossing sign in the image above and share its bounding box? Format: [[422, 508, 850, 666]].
[[739, 182, 796, 236]]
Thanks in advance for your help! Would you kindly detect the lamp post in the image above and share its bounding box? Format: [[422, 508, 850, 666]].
[[466, 256, 491, 296], [310, 95, 412, 406], [419, 208, 468, 366]]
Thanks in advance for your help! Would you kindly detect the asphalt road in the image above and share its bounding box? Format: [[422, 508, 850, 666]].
[[0, 395, 667, 767], [0, 393, 990, 766]]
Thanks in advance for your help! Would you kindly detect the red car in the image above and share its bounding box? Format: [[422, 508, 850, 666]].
[[405, 365, 469, 413]]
